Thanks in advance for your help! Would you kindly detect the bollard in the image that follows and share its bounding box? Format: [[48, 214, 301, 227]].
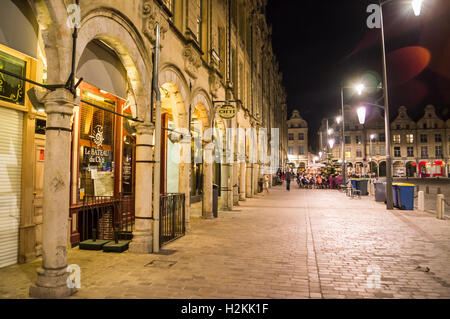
[[426, 186, 430, 194], [437, 187, 441, 195], [436, 194, 444, 220], [418, 191, 425, 211]]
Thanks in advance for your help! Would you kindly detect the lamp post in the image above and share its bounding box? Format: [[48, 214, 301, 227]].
[[339, 83, 364, 185], [374, 0, 423, 209]]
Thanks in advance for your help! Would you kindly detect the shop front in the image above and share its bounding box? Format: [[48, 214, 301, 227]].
[[0, 0, 44, 267], [69, 40, 136, 246], [419, 161, 444, 177]]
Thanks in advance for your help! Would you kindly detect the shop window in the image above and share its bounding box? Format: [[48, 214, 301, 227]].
[[78, 90, 116, 200], [35, 119, 46, 135], [0, 49, 26, 106]]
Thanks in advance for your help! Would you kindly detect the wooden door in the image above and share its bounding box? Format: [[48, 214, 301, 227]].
[[33, 135, 45, 257]]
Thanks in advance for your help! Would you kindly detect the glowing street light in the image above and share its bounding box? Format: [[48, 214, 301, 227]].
[[328, 138, 335, 149], [336, 116, 342, 124], [412, 0, 423, 16], [355, 83, 365, 96], [328, 128, 334, 135], [357, 106, 367, 125]]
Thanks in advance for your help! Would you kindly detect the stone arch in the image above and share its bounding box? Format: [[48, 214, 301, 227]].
[[159, 65, 189, 110], [379, 161, 387, 177], [393, 161, 405, 177], [76, 9, 151, 121], [191, 88, 212, 129], [33, 0, 74, 84]]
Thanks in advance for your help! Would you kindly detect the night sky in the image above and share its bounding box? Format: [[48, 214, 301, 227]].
[[267, 0, 450, 152]]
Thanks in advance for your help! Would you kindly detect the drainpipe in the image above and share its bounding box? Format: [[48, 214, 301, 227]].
[[153, 23, 161, 253]]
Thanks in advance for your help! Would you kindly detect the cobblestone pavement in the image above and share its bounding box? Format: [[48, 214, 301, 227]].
[[1, 186, 450, 299]]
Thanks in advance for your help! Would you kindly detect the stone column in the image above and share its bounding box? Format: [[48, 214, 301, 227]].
[[220, 161, 232, 210], [233, 162, 239, 205], [254, 163, 260, 195], [246, 162, 253, 198], [129, 123, 154, 254], [29, 89, 77, 299], [239, 162, 246, 201], [202, 141, 214, 218], [179, 138, 191, 231]]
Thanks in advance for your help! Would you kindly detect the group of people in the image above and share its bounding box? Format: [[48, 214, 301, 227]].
[[276, 169, 344, 191]]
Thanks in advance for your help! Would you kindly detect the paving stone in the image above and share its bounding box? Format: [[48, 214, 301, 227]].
[[1, 187, 450, 299]]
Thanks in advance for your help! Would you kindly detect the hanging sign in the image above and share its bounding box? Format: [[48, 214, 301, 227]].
[[217, 104, 237, 119]]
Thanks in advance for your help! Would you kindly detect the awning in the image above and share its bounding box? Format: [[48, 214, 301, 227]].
[[77, 40, 128, 99], [0, 0, 39, 58]]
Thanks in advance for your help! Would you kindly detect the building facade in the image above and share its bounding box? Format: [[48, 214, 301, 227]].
[[287, 109, 309, 169], [319, 105, 450, 178], [0, 0, 287, 298]]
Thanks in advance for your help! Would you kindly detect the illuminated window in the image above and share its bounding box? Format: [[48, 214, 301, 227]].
[[406, 134, 414, 144], [393, 135, 401, 144]]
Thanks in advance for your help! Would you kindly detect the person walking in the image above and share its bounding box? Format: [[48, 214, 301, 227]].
[[263, 174, 270, 194], [285, 170, 291, 191]]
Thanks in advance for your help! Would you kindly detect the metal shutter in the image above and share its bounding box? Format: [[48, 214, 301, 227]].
[[0, 107, 23, 268]]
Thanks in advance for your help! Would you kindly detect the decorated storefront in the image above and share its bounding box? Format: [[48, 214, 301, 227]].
[[69, 40, 136, 246], [419, 161, 444, 177]]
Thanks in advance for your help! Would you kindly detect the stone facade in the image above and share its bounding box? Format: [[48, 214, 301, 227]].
[[287, 110, 309, 169], [319, 105, 450, 178], [0, 0, 287, 298]]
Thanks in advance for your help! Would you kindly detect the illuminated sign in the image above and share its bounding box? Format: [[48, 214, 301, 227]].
[[217, 104, 237, 119], [345, 152, 351, 158], [0, 50, 26, 105]]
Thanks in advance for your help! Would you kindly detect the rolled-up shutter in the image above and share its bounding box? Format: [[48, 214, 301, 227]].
[[0, 107, 23, 268]]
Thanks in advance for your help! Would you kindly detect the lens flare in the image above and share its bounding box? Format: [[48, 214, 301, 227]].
[[388, 46, 431, 85]]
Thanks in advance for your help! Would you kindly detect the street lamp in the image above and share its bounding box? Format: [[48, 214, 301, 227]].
[[357, 106, 367, 125], [339, 82, 365, 186], [328, 138, 335, 149], [412, 0, 423, 16], [375, 0, 423, 209]]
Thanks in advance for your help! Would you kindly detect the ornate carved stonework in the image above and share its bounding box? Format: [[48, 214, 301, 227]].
[[209, 69, 221, 98], [142, 1, 168, 45], [183, 43, 202, 79]]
